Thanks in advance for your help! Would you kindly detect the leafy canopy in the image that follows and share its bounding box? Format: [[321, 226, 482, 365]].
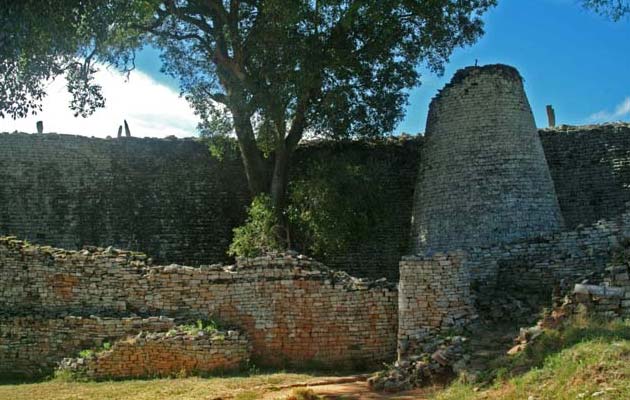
[[2, 0, 496, 141], [152, 0, 496, 141], [582, 0, 630, 21], [0, 0, 152, 119]]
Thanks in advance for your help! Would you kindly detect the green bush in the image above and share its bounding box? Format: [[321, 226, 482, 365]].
[[228, 194, 284, 258], [287, 158, 389, 259], [180, 319, 222, 335]]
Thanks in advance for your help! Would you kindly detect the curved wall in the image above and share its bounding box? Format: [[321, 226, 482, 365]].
[[0, 237, 397, 368], [411, 65, 563, 252]]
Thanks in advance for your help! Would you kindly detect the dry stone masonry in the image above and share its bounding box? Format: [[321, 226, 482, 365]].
[[0, 315, 175, 376], [541, 123, 630, 229], [0, 133, 249, 267], [0, 132, 420, 281], [58, 327, 249, 379], [0, 237, 397, 373], [2, 124, 630, 280], [411, 65, 563, 252], [5, 64, 630, 382], [397, 252, 476, 360]]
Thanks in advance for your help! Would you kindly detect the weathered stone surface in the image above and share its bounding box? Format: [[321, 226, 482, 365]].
[[0, 133, 249, 267], [410, 64, 563, 252], [2, 122, 630, 280], [398, 252, 476, 360], [58, 327, 250, 379], [464, 209, 630, 294], [0, 132, 421, 281], [0, 315, 175, 376], [0, 238, 397, 369], [541, 123, 630, 229]]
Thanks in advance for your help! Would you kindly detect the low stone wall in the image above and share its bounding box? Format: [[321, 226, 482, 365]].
[[465, 211, 630, 295], [571, 263, 630, 318], [397, 252, 476, 360], [0, 238, 398, 368], [59, 328, 249, 379], [0, 315, 175, 376]]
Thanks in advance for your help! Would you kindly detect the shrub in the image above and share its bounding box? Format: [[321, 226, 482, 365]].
[[228, 194, 284, 258], [287, 158, 390, 259]]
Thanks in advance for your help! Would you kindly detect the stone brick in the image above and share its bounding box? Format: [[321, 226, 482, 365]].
[[410, 64, 563, 253], [0, 238, 397, 370]]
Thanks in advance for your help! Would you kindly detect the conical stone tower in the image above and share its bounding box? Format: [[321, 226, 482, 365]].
[[411, 64, 563, 253]]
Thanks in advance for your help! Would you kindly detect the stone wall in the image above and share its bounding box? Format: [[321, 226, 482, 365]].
[[464, 210, 630, 298], [2, 125, 630, 281], [0, 237, 398, 369], [58, 328, 250, 379], [0, 133, 249, 266], [292, 137, 421, 280], [0, 132, 420, 280], [397, 252, 476, 360], [0, 315, 175, 376], [410, 65, 563, 252], [541, 123, 630, 229]]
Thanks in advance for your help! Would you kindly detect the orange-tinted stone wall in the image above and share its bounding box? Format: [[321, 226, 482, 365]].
[[0, 238, 398, 368], [59, 329, 250, 379]]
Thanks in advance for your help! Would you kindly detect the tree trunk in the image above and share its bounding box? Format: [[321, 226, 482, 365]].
[[232, 112, 268, 195], [270, 145, 291, 247]]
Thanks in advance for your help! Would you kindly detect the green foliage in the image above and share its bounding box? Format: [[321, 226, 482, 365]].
[[437, 317, 630, 400], [77, 341, 114, 359], [52, 369, 80, 382], [180, 319, 222, 335], [202, 135, 240, 163], [0, 0, 152, 119], [78, 349, 95, 358], [582, 0, 630, 21], [228, 194, 283, 258], [287, 158, 388, 258], [4, 0, 496, 220]]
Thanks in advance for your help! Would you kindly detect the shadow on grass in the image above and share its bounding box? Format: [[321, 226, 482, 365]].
[[0, 362, 373, 387]]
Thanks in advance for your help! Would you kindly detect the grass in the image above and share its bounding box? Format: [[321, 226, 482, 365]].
[[0, 372, 318, 400], [179, 319, 223, 335], [434, 316, 630, 400], [3, 317, 630, 399]]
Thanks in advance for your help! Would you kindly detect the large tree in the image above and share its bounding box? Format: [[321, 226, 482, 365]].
[[2, 0, 496, 239]]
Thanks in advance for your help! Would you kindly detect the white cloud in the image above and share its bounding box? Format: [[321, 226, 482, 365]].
[[588, 97, 630, 123], [0, 66, 199, 138]]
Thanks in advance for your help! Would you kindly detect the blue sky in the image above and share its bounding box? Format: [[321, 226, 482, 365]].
[[1, 0, 628, 137], [393, 0, 630, 133], [136, 0, 630, 135]]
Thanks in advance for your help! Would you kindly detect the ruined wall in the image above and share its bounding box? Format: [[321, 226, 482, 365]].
[[58, 328, 250, 379], [410, 65, 563, 252], [540, 123, 630, 229], [397, 252, 476, 360], [571, 264, 630, 319], [464, 210, 630, 298], [0, 315, 176, 376], [3, 123, 630, 281], [0, 237, 398, 368]]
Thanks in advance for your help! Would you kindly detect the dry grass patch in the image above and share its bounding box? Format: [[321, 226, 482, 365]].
[[0, 372, 317, 400]]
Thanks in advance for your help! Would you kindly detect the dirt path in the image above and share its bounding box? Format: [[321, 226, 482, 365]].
[[263, 380, 437, 399]]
